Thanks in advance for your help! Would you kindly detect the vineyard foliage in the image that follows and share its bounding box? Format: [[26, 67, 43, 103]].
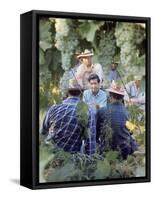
[[39, 18, 146, 182]]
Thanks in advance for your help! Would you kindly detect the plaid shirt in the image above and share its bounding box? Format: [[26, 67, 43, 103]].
[[41, 96, 96, 155], [96, 102, 138, 159]]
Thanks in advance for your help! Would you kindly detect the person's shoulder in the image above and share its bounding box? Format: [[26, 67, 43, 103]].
[[94, 63, 102, 69], [99, 89, 107, 96], [99, 89, 106, 94], [46, 104, 58, 114], [83, 89, 91, 95], [76, 63, 84, 70], [126, 81, 134, 87]]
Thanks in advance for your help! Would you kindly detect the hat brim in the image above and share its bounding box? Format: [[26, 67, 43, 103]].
[[106, 88, 124, 96], [77, 53, 94, 58]]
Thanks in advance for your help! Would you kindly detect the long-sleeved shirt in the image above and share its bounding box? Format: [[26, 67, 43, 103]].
[[96, 102, 138, 159], [41, 96, 96, 155], [124, 81, 145, 108], [83, 89, 107, 114], [108, 69, 120, 83]]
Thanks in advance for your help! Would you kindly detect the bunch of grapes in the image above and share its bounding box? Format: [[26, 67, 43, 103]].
[[115, 22, 145, 74], [55, 19, 78, 70], [55, 19, 79, 97]]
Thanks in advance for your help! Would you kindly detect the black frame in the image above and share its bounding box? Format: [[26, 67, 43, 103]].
[[20, 10, 151, 189]]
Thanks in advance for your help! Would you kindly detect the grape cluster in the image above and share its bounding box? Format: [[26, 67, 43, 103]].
[[115, 23, 145, 74], [55, 19, 79, 97]]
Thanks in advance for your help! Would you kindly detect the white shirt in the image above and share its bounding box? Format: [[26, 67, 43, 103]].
[[124, 81, 145, 108]]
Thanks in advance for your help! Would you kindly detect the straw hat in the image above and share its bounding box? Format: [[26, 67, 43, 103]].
[[77, 49, 94, 59], [134, 75, 142, 80], [106, 81, 125, 96], [68, 79, 82, 90]]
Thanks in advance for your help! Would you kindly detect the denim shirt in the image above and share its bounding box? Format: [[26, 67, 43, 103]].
[[83, 89, 107, 114]]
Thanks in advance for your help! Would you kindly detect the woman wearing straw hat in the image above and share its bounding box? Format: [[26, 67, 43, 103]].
[[96, 83, 138, 159], [75, 49, 104, 90]]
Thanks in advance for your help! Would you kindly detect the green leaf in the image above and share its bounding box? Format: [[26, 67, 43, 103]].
[[105, 151, 119, 162], [95, 159, 111, 179], [135, 166, 145, 177], [39, 20, 51, 41], [39, 48, 45, 65], [39, 41, 52, 52], [76, 101, 89, 126], [78, 22, 101, 42], [47, 162, 75, 182]]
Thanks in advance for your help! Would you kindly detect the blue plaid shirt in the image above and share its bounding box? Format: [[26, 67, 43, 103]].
[[41, 96, 96, 155], [96, 102, 138, 158]]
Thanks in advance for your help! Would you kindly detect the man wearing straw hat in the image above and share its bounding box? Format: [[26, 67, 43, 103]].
[[75, 49, 104, 90], [41, 79, 96, 155], [124, 75, 145, 109], [96, 83, 138, 159]]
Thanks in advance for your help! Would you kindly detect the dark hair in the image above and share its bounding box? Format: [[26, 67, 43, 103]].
[[68, 89, 81, 96], [109, 92, 124, 100], [88, 74, 100, 83]]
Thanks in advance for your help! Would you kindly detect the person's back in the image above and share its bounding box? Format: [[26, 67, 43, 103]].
[[97, 84, 138, 159], [41, 80, 96, 155]]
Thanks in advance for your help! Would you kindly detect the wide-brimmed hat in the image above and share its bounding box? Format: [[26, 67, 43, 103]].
[[68, 79, 82, 90], [106, 82, 125, 96], [77, 49, 94, 59], [134, 75, 142, 80]]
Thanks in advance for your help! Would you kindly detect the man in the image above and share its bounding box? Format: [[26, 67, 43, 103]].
[[41, 79, 96, 155], [75, 49, 104, 90], [108, 61, 120, 84], [83, 74, 107, 114], [96, 83, 138, 159], [124, 75, 145, 109]]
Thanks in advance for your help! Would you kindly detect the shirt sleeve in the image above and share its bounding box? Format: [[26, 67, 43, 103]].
[[40, 106, 55, 135], [108, 70, 112, 82], [82, 90, 89, 103], [137, 92, 145, 104], [99, 92, 107, 108], [75, 64, 85, 79], [94, 63, 104, 82], [124, 82, 131, 102], [131, 93, 145, 104]]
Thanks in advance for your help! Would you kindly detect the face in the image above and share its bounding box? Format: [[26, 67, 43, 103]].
[[89, 79, 100, 94], [111, 63, 117, 70], [134, 80, 141, 88], [82, 56, 92, 67]]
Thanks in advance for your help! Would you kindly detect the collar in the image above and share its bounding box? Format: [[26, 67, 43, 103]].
[[63, 96, 80, 102], [90, 89, 100, 97]]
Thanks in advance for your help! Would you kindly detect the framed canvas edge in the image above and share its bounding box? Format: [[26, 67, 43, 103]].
[[20, 10, 151, 190]]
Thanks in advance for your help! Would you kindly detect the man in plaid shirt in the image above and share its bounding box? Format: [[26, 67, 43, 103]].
[[41, 79, 96, 155]]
